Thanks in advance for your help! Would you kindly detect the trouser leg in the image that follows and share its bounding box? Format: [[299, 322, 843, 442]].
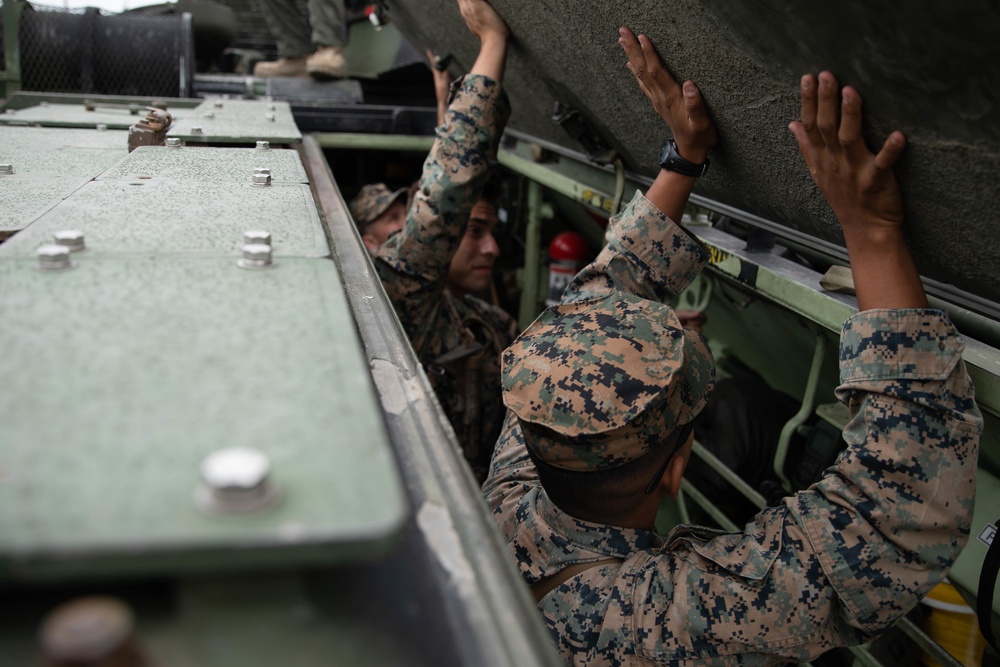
[[307, 0, 346, 48], [261, 0, 314, 57]]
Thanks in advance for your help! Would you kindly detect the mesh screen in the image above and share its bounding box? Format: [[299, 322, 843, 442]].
[[3, 2, 188, 97]]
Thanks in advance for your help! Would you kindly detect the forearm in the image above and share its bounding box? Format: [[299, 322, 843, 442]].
[[843, 223, 928, 311], [644, 169, 698, 225], [470, 34, 507, 82]]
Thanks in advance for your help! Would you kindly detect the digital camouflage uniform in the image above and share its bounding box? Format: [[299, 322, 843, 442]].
[[483, 191, 983, 665], [375, 74, 516, 483]]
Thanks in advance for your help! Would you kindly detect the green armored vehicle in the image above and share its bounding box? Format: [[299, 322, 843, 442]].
[[1, 1, 998, 665]]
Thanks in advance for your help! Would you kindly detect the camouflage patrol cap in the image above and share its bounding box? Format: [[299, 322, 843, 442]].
[[349, 183, 408, 227], [502, 292, 715, 471]]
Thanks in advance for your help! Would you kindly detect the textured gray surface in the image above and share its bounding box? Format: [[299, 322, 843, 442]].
[[0, 181, 328, 258], [390, 0, 1000, 304], [97, 145, 309, 183], [167, 98, 302, 144]]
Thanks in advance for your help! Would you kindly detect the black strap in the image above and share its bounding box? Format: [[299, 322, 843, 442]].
[[977, 520, 1000, 653], [531, 558, 621, 604]]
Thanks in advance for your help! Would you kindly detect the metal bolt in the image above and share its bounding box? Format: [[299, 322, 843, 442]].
[[53, 230, 86, 252], [255, 140, 270, 150], [0, 164, 13, 175], [37, 244, 74, 271], [251, 167, 272, 186], [39, 597, 137, 664], [264, 95, 274, 102], [696, 213, 711, 225], [191, 126, 203, 135], [264, 112, 275, 122], [213, 100, 224, 109], [681, 213, 692, 225], [237, 243, 274, 270], [244, 230, 271, 246], [5, 109, 15, 115], [267, 103, 276, 111], [95, 123, 108, 131], [203, 112, 215, 120], [165, 137, 182, 148], [40, 101, 50, 107], [196, 447, 279, 514]]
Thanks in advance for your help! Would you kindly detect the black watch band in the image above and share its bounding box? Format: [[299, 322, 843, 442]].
[[658, 139, 709, 177]]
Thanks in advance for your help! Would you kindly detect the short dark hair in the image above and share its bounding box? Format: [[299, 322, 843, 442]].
[[479, 174, 501, 207], [529, 437, 675, 521]]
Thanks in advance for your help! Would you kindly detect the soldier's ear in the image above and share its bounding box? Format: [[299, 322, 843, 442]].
[[361, 234, 380, 252], [661, 434, 695, 499]]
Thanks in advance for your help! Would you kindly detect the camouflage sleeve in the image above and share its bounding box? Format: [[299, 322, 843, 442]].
[[798, 308, 982, 633], [482, 411, 537, 534], [562, 190, 709, 305], [617, 309, 981, 663], [374, 75, 511, 351]]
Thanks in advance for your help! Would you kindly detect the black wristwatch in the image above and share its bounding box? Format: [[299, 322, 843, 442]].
[[658, 139, 710, 177]]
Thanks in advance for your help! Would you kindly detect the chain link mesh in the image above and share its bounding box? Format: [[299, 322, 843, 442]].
[[2, 1, 188, 97]]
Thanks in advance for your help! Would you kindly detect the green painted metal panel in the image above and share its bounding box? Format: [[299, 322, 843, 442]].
[[947, 467, 1000, 616], [0, 126, 130, 232], [97, 145, 308, 185], [0, 256, 405, 581], [0, 103, 197, 130], [0, 181, 328, 259], [167, 99, 301, 144]]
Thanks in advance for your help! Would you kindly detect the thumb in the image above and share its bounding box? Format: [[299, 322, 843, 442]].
[[683, 81, 707, 126]]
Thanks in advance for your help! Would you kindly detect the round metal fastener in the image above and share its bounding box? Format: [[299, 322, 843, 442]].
[[237, 242, 274, 269], [195, 447, 279, 514], [191, 126, 203, 135], [0, 164, 13, 175], [165, 137, 182, 147], [53, 230, 86, 252], [40, 101, 50, 107], [37, 244, 74, 271], [213, 100, 224, 109], [244, 230, 271, 246], [264, 112, 275, 122], [696, 213, 711, 225], [39, 596, 137, 663], [255, 140, 270, 150], [203, 111, 215, 119], [96, 123, 108, 131]]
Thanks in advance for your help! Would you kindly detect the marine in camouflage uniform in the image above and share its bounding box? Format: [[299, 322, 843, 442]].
[[483, 29, 983, 666], [373, 73, 516, 482]]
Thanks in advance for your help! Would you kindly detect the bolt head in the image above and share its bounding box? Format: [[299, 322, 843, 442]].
[[203, 111, 215, 119], [191, 126, 203, 135], [213, 100, 224, 109], [244, 230, 271, 246], [37, 244, 74, 271], [264, 112, 275, 122], [53, 230, 86, 251], [0, 164, 13, 175], [165, 137, 182, 147], [95, 123, 108, 131], [255, 140, 270, 150], [39, 597, 134, 662], [200, 447, 271, 492]]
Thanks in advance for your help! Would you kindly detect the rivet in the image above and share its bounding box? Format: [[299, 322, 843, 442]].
[[203, 111, 215, 119], [95, 123, 108, 131], [165, 137, 182, 147], [213, 100, 224, 109], [39, 597, 138, 663], [53, 230, 86, 252], [243, 230, 271, 246], [696, 213, 711, 225], [255, 140, 270, 150], [0, 164, 13, 175], [195, 447, 279, 514], [251, 167, 272, 186], [40, 101, 50, 107], [37, 244, 75, 271], [264, 112, 275, 122], [191, 126, 203, 135], [237, 243, 274, 269]]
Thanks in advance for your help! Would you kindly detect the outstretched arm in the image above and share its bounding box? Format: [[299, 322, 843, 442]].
[[426, 49, 453, 126], [618, 27, 716, 223], [789, 72, 927, 311], [458, 0, 508, 82]]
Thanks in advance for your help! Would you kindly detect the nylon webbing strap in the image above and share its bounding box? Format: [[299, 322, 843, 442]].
[[977, 520, 1000, 654], [531, 558, 621, 604]]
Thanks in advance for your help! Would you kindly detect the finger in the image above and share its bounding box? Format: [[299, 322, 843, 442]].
[[872, 131, 907, 173], [626, 61, 654, 101], [788, 120, 818, 175], [682, 80, 708, 129], [637, 34, 661, 79], [798, 74, 822, 146], [838, 86, 865, 159], [815, 71, 840, 147], [618, 27, 646, 71]]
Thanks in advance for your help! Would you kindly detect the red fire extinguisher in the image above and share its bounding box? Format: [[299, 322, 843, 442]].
[[546, 231, 590, 306]]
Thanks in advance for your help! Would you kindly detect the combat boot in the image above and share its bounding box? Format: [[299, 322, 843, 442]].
[[253, 56, 309, 78], [306, 46, 348, 79]]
